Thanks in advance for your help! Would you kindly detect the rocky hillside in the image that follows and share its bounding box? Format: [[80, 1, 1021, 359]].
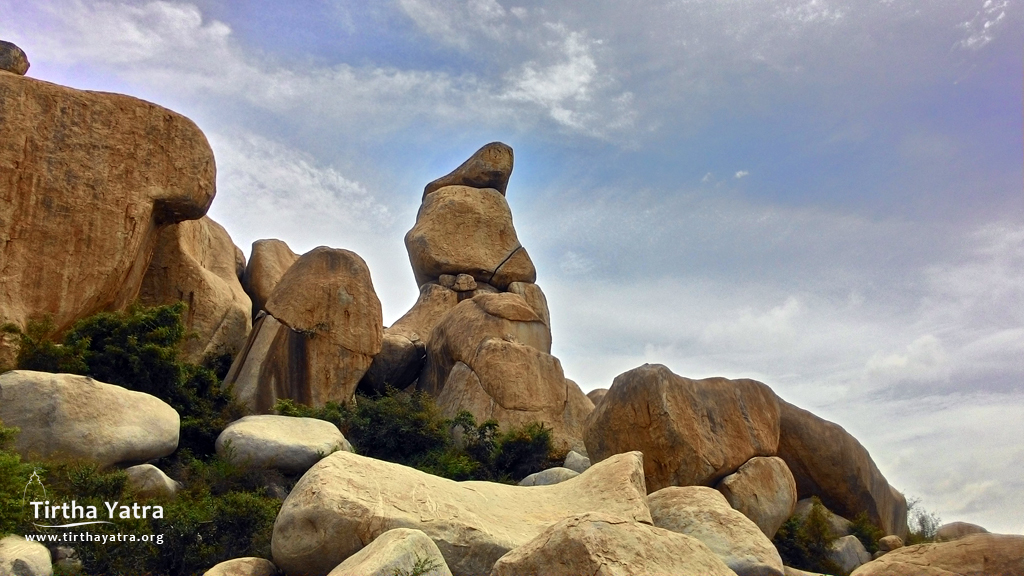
[[1, 42, 1022, 576]]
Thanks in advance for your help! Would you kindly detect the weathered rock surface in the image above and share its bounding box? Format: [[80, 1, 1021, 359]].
[[125, 464, 181, 499], [327, 528, 452, 576], [935, 521, 989, 542], [0, 535, 51, 576], [829, 534, 871, 574], [717, 456, 798, 539], [850, 533, 1024, 576], [405, 185, 536, 289], [387, 283, 460, 345], [0, 40, 29, 75], [878, 535, 904, 552], [790, 498, 853, 537], [271, 451, 650, 576], [202, 557, 278, 576], [490, 512, 737, 576], [0, 371, 179, 467], [506, 281, 550, 330], [140, 216, 252, 363], [242, 239, 299, 318], [216, 415, 352, 475], [0, 72, 215, 351], [585, 364, 781, 492], [518, 467, 579, 486], [586, 388, 608, 406], [649, 486, 784, 576], [359, 332, 426, 394], [777, 400, 907, 538], [423, 142, 513, 198], [224, 247, 383, 411], [564, 450, 591, 473]]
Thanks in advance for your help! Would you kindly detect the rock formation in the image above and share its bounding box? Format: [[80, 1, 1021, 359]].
[[242, 239, 299, 318], [327, 529, 452, 576], [935, 521, 989, 542], [716, 456, 798, 539], [850, 533, 1024, 576], [422, 142, 513, 198], [215, 415, 353, 474], [0, 40, 29, 75]]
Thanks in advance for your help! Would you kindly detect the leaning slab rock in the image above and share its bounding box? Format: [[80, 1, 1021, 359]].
[[271, 451, 650, 576]]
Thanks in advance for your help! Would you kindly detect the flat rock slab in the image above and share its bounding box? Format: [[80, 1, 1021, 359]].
[[328, 528, 452, 576], [850, 533, 1024, 576], [216, 415, 352, 474], [0, 370, 179, 467], [271, 451, 651, 576]]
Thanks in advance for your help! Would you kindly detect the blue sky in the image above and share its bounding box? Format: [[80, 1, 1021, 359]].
[[3, 0, 1022, 533]]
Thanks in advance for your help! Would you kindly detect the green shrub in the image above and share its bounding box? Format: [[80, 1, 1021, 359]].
[[849, 511, 884, 553], [772, 497, 846, 575], [0, 421, 36, 536]]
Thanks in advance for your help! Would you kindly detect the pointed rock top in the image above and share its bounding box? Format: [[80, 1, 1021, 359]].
[[423, 141, 514, 199], [0, 40, 30, 75]]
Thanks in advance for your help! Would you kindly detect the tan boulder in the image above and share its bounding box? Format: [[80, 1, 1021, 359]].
[[584, 364, 781, 492], [139, 216, 252, 364], [490, 512, 737, 576], [586, 388, 608, 406], [935, 521, 988, 542], [423, 141, 513, 198], [850, 533, 1024, 576], [506, 281, 551, 330], [405, 185, 536, 289], [242, 239, 299, 318], [716, 456, 798, 539], [328, 528, 452, 576], [224, 247, 383, 411], [270, 451, 651, 576], [518, 467, 579, 487], [124, 464, 181, 499], [0, 73, 215, 350], [359, 332, 426, 394], [649, 486, 784, 576], [0, 535, 51, 576], [829, 534, 872, 573], [777, 400, 907, 538], [878, 534, 903, 552], [202, 557, 278, 576], [0, 40, 29, 75], [387, 283, 460, 344], [216, 415, 353, 474], [0, 371, 179, 467]]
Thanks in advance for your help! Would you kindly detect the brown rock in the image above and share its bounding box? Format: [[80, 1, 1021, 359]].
[[850, 533, 1024, 576], [242, 239, 299, 318], [0, 73, 215, 351], [270, 451, 651, 576], [234, 245, 247, 281], [777, 400, 908, 538], [387, 283, 459, 344], [451, 273, 477, 292], [328, 528, 452, 576], [878, 535, 904, 552], [0, 40, 29, 75], [935, 521, 989, 542], [139, 216, 252, 363], [506, 281, 551, 330], [405, 185, 536, 289], [586, 388, 608, 406], [224, 247, 383, 410], [359, 332, 426, 394], [584, 363, 781, 492], [422, 142, 513, 198], [716, 456, 798, 539]]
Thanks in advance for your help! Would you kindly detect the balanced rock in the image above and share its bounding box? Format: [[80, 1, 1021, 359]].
[[0, 40, 29, 75], [829, 534, 871, 574], [125, 464, 181, 499], [850, 533, 1024, 576], [518, 467, 579, 486], [935, 521, 989, 542], [584, 364, 781, 492], [777, 400, 907, 538], [405, 185, 536, 289], [327, 528, 452, 576], [242, 239, 299, 318], [224, 247, 383, 411], [649, 486, 784, 576], [717, 456, 798, 539], [216, 415, 352, 474], [0, 72, 215, 353], [202, 557, 279, 576], [139, 216, 252, 364], [0, 535, 51, 576], [423, 142, 513, 198], [0, 371, 179, 467], [271, 451, 650, 576], [491, 512, 737, 576]]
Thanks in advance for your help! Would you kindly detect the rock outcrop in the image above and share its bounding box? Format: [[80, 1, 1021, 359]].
[[271, 451, 650, 576], [327, 528, 452, 576], [717, 456, 798, 539], [777, 400, 907, 538], [0, 370, 179, 467], [935, 521, 989, 542], [216, 415, 352, 474], [224, 247, 383, 412], [850, 533, 1024, 576], [586, 388, 608, 406], [649, 486, 784, 576], [0, 72, 216, 356], [242, 239, 299, 318], [139, 216, 252, 364], [0, 40, 29, 75], [0, 535, 51, 576], [422, 142, 513, 198], [585, 364, 781, 492]]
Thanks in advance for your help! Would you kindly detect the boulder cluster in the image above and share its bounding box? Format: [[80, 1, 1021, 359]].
[[2, 42, 1022, 576]]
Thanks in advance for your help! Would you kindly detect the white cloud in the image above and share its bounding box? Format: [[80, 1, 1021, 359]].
[[957, 0, 1010, 49], [865, 334, 950, 387], [735, 170, 749, 179]]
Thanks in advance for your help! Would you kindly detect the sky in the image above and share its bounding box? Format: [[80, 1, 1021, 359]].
[[2, 0, 1022, 534]]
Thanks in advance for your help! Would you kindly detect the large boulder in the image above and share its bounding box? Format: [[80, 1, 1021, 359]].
[[777, 400, 907, 538], [139, 216, 252, 364], [271, 451, 650, 576], [491, 512, 737, 576], [405, 185, 536, 290], [506, 281, 551, 331], [216, 415, 352, 474], [0, 535, 51, 576], [584, 364, 781, 492], [0, 72, 215, 352], [829, 535, 871, 574], [850, 533, 1024, 576], [242, 239, 299, 318], [586, 388, 608, 406], [716, 456, 798, 539], [358, 332, 426, 394], [0, 40, 29, 75], [935, 521, 989, 542], [327, 528, 452, 576], [124, 464, 181, 499], [649, 486, 784, 576], [0, 371, 179, 467], [518, 467, 579, 486], [423, 142, 513, 198], [224, 247, 383, 411], [202, 557, 278, 576], [386, 283, 459, 344]]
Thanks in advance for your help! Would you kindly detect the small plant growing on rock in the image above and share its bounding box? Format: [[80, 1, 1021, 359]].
[[772, 496, 845, 575], [392, 554, 443, 576], [905, 495, 942, 544]]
